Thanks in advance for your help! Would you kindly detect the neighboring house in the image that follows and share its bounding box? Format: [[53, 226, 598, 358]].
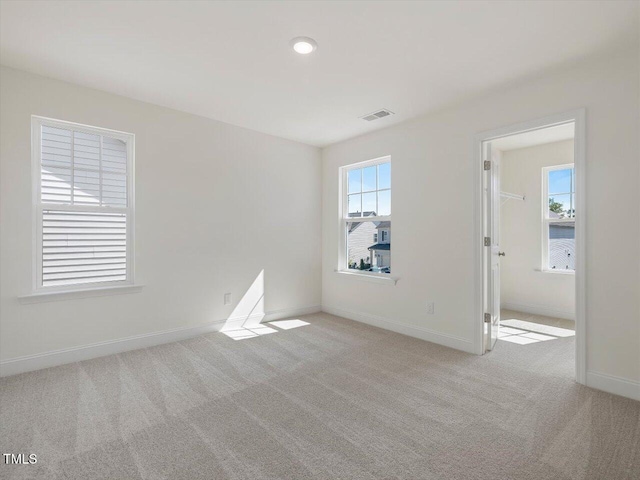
[[549, 223, 575, 270], [548, 210, 575, 270], [368, 221, 391, 270], [347, 214, 391, 272], [347, 220, 377, 267]]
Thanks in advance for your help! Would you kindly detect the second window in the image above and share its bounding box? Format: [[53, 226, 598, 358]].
[[342, 157, 391, 274]]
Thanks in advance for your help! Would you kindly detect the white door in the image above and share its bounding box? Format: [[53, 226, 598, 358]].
[[483, 142, 501, 352]]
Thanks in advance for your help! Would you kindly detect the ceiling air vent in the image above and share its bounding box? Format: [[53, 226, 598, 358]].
[[361, 109, 394, 122]]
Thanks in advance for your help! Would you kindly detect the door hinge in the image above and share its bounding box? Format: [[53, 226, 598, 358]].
[[484, 236, 491, 246], [484, 313, 491, 323], [484, 160, 491, 170]]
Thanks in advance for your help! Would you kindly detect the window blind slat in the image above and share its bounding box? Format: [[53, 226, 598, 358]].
[[44, 246, 126, 254], [45, 257, 126, 267], [44, 271, 127, 281], [43, 264, 127, 275], [42, 275, 127, 287]]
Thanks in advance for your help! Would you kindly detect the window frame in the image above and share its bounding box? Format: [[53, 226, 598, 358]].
[[541, 163, 575, 273], [338, 155, 391, 279], [31, 116, 136, 294]]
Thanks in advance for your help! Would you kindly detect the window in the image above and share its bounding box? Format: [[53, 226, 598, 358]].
[[32, 117, 135, 291], [543, 164, 575, 271], [340, 157, 391, 274]]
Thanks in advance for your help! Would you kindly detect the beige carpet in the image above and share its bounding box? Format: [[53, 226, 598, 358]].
[[1, 312, 639, 479]]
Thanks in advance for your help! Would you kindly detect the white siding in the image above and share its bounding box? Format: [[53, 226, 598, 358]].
[[347, 222, 377, 267]]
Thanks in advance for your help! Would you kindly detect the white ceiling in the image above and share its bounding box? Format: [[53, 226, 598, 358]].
[[1, 1, 637, 147], [491, 123, 575, 152]]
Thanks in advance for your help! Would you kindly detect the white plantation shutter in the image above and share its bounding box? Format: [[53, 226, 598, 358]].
[[34, 118, 134, 291], [42, 211, 127, 287], [41, 125, 127, 206]]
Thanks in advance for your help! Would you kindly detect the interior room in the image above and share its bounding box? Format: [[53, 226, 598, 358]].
[[1, 1, 639, 479], [494, 125, 577, 349]]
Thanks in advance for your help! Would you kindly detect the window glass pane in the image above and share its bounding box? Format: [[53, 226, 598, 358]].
[[378, 190, 391, 216], [41, 125, 73, 204], [548, 222, 575, 270], [362, 166, 376, 192], [362, 192, 376, 215], [73, 131, 101, 171], [41, 125, 72, 172], [73, 169, 100, 206], [101, 173, 127, 207], [378, 162, 391, 189], [348, 169, 361, 194], [570, 193, 575, 218], [347, 221, 391, 273], [41, 166, 72, 204], [348, 194, 361, 216], [102, 136, 127, 174], [548, 194, 571, 218], [549, 168, 572, 194]]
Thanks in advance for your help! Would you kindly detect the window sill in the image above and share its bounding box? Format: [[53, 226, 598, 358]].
[[334, 270, 398, 285], [535, 269, 575, 276], [18, 284, 144, 304]]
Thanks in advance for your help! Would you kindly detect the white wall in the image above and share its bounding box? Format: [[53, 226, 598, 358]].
[[0, 66, 322, 363], [322, 49, 640, 386], [500, 140, 575, 319]]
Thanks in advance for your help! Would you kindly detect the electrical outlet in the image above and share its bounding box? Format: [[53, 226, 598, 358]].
[[224, 293, 232, 306], [426, 302, 435, 315]]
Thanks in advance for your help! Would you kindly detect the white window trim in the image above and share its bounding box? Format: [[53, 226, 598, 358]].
[[18, 284, 144, 304], [30, 116, 138, 296], [333, 269, 398, 285], [338, 155, 396, 283], [541, 163, 575, 274]]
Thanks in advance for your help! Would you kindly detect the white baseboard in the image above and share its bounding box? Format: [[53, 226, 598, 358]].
[[322, 304, 475, 354], [0, 304, 321, 378], [586, 371, 640, 402], [263, 305, 321, 321], [501, 302, 575, 320]]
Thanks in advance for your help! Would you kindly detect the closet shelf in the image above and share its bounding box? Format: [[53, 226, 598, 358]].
[[500, 191, 525, 201]]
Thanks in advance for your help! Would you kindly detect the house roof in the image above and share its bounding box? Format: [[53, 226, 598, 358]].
[[347, 215, 390, 234], [368, 243, 391, 251]]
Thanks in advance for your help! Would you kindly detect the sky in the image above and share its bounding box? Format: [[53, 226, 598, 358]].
[[348, 162, 391, 216], [548, 167, 575, 215]]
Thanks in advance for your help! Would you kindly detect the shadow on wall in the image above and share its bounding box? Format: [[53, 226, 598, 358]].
[[220, 270, 309, 340]]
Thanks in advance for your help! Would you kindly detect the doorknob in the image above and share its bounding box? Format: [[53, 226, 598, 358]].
[[498, 252, 506, 257]]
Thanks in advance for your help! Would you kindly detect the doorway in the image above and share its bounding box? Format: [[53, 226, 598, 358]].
[[474, 110, 586, 384]]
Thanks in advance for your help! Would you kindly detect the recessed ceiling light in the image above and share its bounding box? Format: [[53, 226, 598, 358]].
[[291, 37, 317, 55]]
